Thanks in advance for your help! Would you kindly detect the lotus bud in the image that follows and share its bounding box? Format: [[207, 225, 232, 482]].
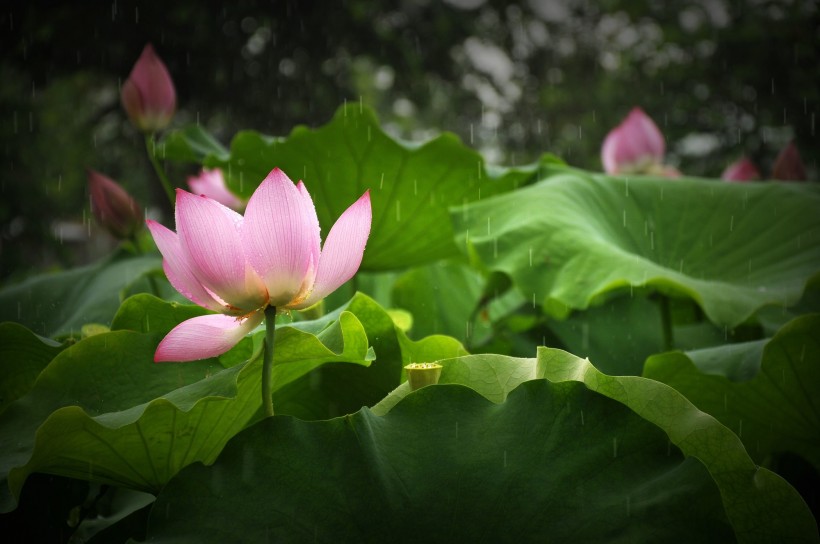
[[187, 168, 245, 211], [87, 169, 143, 239], [721, 157, 761, 182], [772, 141, 807, 181], [601, 107, 666, 175], [121, 44, 176, 132]]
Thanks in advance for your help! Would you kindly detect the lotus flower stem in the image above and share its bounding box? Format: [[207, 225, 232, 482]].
[[262, 305, 278, 417], [144, 133, 176, 205]]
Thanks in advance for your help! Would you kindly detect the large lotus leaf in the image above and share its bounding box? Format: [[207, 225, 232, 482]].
[[0, 295, 372, 511], [0, 249, 162, 338], [372, 347, 817, 539], [273, 292, 466, 420], [452, 167, 820, 328], [644, 314, 820, 471], [145, 381, 739, 543], [0, 323, 65, 414], [161, 104, 537, 269], [537, 347, 818, 541]]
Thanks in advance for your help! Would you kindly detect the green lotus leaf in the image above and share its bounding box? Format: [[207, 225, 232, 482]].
[[452, 168, 820, 328], [0, 323, 66, 415], [0, 295, 372, 512], [145, 381, 737, 542], [0, 250, 162, 338], [644, 314, 820, 471], [162, 104, 538, 269]]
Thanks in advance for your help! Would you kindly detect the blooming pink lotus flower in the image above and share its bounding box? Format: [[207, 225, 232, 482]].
[[147, 168, 371, 362], [121, 44, 176, 132], [721, 157, 761, 182], [87, 169, 143, 239], [772, 141, 807, 181], [187, 168, 245, 211], [601, 107, 670, 176]]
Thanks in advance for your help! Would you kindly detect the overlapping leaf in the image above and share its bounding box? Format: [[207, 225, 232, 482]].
[[0, 250, 162, 338], [0, 323, 65, 414], [644, 314, 820, 470], [0, 295, 373, 511], [452, 167, 820, 327], [145, 381, 736, 542], [160, 104, 539, 269], [274, 292, 466, 420]]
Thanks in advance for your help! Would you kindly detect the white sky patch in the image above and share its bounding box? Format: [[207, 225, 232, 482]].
[[676, 133, 721, 156], [527, 0, 570, 22]]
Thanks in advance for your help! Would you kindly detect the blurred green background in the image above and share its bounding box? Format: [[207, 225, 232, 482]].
[[1, 0, 817, 281]]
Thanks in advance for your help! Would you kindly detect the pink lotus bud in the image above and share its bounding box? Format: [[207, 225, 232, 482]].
[[121, 44, 176, 132], [772, 141, 807, 181], [601, 107, 666, 175], [87, 169, 143, 239], [187, 168, 245, 211], [721, 157, 761, 182]]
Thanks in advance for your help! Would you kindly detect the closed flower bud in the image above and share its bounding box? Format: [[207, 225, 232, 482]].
[[87, 169, 143, 239], [601, 107, 666, 175], [772, 141, 807, 181], [121, 44, 176, 132], [721, 157, 761, 182]]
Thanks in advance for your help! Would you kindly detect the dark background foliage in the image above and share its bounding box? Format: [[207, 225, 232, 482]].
[[1, 0, 818, 280]]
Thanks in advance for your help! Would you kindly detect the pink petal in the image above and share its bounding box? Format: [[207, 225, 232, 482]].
[[175, 190, 267, 313], [188, 168, 244, 211], [295, 190, 371, 309], [296, 180, 321, 290], [240, 169, 321, 306], [146, 219, 223, 312], [154, 311, 264, 362]]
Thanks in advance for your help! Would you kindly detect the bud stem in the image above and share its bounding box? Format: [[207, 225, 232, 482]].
[[144, 133, 176, 206], [129, 233, 161, 297], [262, 305, 278, 418]]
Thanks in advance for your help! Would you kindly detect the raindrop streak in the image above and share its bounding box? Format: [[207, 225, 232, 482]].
[[529, 247, 533, 267], [413, 179, 417, 196], [379, 173, 384, 189], [729, 216, 734, 232], [580, 410, 585, 426], [470, 123, 474, 144], [622, 209, 626, 227]]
